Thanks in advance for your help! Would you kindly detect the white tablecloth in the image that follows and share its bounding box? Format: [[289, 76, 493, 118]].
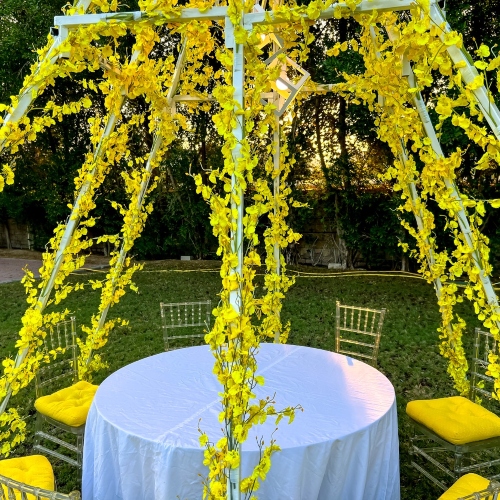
[[83, 344, 400, 499]]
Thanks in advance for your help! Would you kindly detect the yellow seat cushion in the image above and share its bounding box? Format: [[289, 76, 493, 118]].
[[407, 396, 500, 445], [0, 455, 54, 498], [439, 473, 491, 500], [35, 380, 98, 427]]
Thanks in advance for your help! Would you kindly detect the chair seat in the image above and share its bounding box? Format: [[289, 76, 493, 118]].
[[438, 473, 490, 500], [0, 454, 54, 491], [35, 380, 98, 427], [407, 396, 500, 445]]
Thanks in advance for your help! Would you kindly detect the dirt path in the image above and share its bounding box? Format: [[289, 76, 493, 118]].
[[0, 250, 110, 284]]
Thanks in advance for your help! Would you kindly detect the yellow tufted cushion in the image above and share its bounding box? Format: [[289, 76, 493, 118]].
[[407, 396, 500, 445], [438, 473, 491, 500], [0, 455, 54, 499], [35, 380, 98, 427]]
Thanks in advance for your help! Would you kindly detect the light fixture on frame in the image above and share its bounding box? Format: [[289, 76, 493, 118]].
[[261, 48, 310, 117]]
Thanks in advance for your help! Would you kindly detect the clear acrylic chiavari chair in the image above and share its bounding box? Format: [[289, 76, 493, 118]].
[[34, 317, 98, 468], [0, 472, 81, 500], [408, 328, 500, 491], [335, 301, 386, 367], [160, 301, 212, 351]]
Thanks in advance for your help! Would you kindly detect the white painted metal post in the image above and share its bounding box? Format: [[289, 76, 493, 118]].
[[227, 14, 244, 500], [398, 150, 445, 296], [273, 111, 281, 343]]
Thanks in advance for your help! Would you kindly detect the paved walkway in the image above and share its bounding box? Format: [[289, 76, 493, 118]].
[[0, 251, 110, 284], [0, 258, 42, 283]]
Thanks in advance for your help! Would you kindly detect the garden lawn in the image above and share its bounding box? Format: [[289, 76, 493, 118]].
[[0, 259, 488, 499]]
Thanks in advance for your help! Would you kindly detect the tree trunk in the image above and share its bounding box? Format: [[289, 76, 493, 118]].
[[4, 220, 12, 250], [334, 17, 354, 270], [334, 193, 348, 269], [314, 95, 328, 177], [401, 253, 409, 272]]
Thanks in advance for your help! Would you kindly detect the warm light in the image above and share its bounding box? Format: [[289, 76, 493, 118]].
[[276, 78, 288, 92], [276, 67, 289, 92], [262, 53, 310, 117]]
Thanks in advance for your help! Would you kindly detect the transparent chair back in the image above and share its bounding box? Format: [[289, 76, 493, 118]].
[[35, 317, 78, 399], [160, 300, 211, 351], [335, 301, 386, 367], [470, 327, 498, 403], [34, 316, 85, 468], [0, 473, 81, 499]]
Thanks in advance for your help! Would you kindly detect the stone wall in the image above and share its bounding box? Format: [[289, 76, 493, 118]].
[[0, 219, 32, 249], [291, 231, 346, 268]]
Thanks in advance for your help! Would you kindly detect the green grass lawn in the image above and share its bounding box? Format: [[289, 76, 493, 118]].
[[0, 259, 489, 499]]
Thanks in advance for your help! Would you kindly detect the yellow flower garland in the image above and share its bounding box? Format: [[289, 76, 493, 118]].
[[0, 2, 499, 497]]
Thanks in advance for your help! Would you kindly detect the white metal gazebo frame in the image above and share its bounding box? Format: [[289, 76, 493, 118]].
[[1, 0, 500, 496]]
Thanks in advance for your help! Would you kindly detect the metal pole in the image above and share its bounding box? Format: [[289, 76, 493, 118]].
[[273, 112, 281, 343], [84, 40, 187, 367], [227, 14, 244, 500], [0, 51, 139, 414]]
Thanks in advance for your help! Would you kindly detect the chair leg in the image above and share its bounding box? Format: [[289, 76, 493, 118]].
[[34, 411, 43, 449], [409, 429, 452, 491], [76, 434, 83, 467], [454, 451, 463, 481]]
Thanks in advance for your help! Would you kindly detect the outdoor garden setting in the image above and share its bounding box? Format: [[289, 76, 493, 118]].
[[1, 0, 500, 498]]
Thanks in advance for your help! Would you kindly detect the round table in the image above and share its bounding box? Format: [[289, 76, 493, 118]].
[[82, 344, 400, 499]]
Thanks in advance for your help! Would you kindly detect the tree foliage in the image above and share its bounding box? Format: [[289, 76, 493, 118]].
[[0, 0, 500, 269]]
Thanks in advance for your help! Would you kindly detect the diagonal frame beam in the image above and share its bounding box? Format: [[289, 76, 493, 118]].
[[385, 23, 500, 337], [0, 49, 140, 415], [84, 129, 164, 368], [0, 0, 92, 154], [84, 39, 189, 367], [429, 2, 500, 138], [368, 26, 458, 358]]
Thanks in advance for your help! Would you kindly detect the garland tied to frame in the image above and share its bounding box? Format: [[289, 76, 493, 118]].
[[0, 0, 500, 496], [335, 4, 500, 398]]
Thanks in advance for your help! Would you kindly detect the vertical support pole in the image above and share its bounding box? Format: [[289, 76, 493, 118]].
[[227, 14, 244, 500], [273, 116, 281, 278], [273, 112, 281, 343]]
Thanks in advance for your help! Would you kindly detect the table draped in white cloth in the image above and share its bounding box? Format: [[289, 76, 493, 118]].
[[83, 344, 400, 500]]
